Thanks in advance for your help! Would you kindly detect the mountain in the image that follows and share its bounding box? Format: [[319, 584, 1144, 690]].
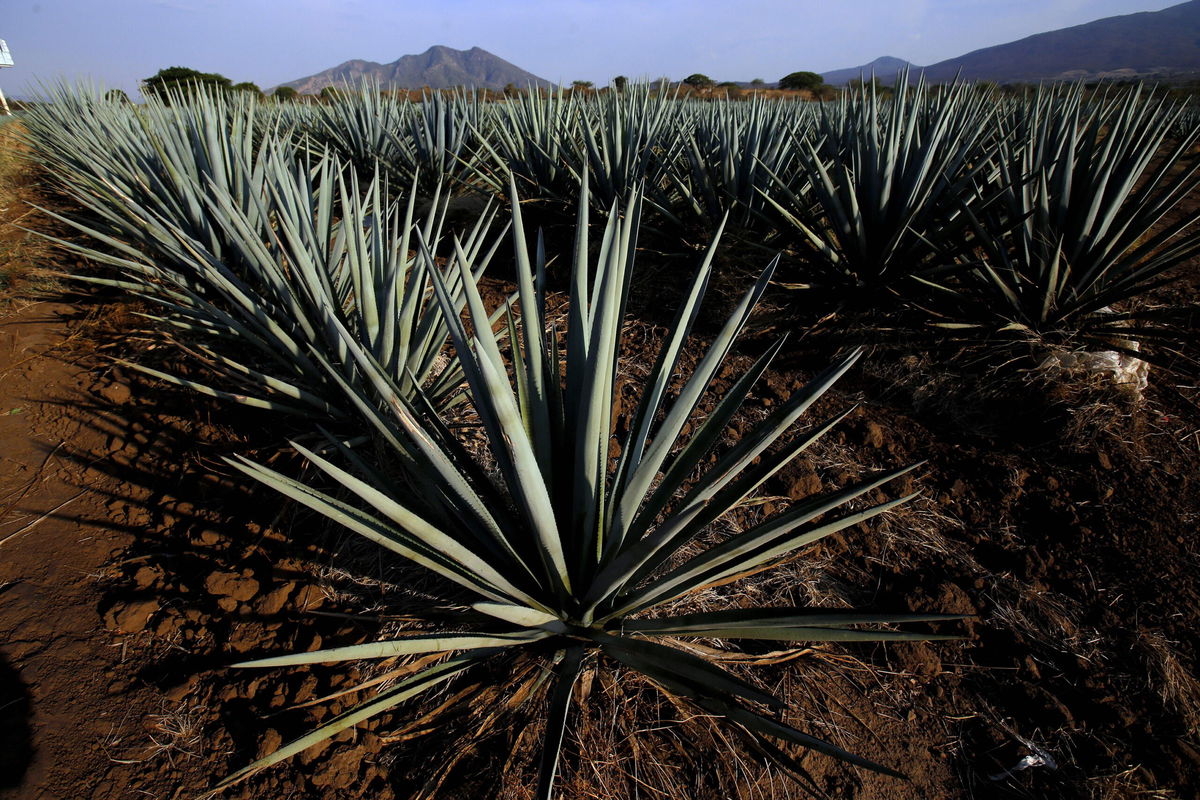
[[921, 0, 1200, 83], [821, 56, 918, 86], [824, 1, 1200, 86], [278, 45, 554, 93]]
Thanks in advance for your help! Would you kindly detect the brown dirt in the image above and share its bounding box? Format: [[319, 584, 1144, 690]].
[[0, 298, 170, 799], [0, 151, 1198, 800]]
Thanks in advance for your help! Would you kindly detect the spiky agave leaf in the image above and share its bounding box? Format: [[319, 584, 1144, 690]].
[[225, 176, 963, 796]]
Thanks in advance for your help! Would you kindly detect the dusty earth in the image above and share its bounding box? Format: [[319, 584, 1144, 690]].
[[0, 131, 1199, 800]]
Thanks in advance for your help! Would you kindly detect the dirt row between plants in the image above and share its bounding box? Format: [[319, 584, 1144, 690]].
[[0, 298, 162, 799]]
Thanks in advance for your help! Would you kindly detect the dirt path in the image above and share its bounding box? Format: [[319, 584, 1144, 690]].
[[0, 299, 161, 800]]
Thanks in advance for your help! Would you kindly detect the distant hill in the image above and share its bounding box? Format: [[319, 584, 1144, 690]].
[[921, 0, 1200, 83], [822, 56, 918, 86], [278, 45, 554, 93], [822, 1, 1200, 86]]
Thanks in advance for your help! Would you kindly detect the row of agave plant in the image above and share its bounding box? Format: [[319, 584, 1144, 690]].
[[29, 74, 1200, 369], [18, 84, 972, 795]]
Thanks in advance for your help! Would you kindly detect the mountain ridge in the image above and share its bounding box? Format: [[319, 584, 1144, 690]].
[[278, 45, 555, 93], [821, 56, 917, 86], [821, 0, 1200, 85]]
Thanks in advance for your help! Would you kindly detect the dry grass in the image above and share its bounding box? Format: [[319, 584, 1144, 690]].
[[0, 120, 62, 310], [1134, 630, 1200, 738], [857, 341, 1152, 457]]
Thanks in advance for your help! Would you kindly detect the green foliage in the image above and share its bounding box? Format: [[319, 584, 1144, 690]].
[[142, 66, 232, 99], [924, 85, 1200, 361], [571, 80, 594, 90], [763, 76, 993, 290], [272, 85, 298, 101], [750, 78, 766, 87], [231, 80, 263, 96], [669, 94, 807, 227], [103, 89, 130, 104], [612, 75, 628, 91], [778, 71, 823, 92], [21, 85, 488, 418], [683, 73, 715, 89]]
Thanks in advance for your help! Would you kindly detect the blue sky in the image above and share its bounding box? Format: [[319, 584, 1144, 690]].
[[0, 0, 1185, 97]]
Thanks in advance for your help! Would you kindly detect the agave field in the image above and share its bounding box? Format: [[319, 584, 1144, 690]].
[[1, 78, 1199, 799]]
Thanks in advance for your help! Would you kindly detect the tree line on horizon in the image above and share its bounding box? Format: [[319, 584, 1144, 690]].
[[136, 66, 848, 103], [132, 65, 1191, 106]]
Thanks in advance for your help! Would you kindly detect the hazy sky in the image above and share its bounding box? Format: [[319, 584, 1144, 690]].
[[0, 0, 1185, 97]]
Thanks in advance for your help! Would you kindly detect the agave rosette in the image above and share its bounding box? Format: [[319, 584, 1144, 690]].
[[763, 75, 995, 290], [925, 84, 1200, 364], [222, 175, 961, 796]]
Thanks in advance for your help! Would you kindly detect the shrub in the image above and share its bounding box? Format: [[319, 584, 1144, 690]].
[[231, 81, 263, 97], [142, 66, 232, 100], [779, 71, 823, 92], [763, 76, 994, 291]]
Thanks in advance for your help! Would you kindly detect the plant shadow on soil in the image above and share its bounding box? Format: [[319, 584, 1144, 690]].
[[0, 648, 34, 790]]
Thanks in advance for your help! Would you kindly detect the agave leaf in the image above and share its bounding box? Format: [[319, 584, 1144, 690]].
[[535, 646, 586, 800], [598, 633, 786, 712], [224, 455, 530, 607], [623, 608, 968, 633], [613, 255, 778, 538], [234, 630, 550, 668], [472, 602, 562, 629], [286, 440, 542, 606], [700, 695, 905, 779], [119, 360, 311, 415], [625, 642, 904, 778], [637, 626, 963, 643], [610, 468, 920, 618]]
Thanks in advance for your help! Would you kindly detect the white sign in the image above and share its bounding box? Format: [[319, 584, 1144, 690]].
[[0, 41, 12, 68]]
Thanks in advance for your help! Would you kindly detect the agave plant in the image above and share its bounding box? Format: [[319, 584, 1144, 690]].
[[23, 82, 286, 264], [220, 176, 961, 796], [578, 81, 684, 210], [29, 98, 502, 417], [471, 87, 583, 204], [667, 94, 809, 228], [308, 82, 484, 197], [919, 84, 1200, 366], [763, 75, 994, 291]]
